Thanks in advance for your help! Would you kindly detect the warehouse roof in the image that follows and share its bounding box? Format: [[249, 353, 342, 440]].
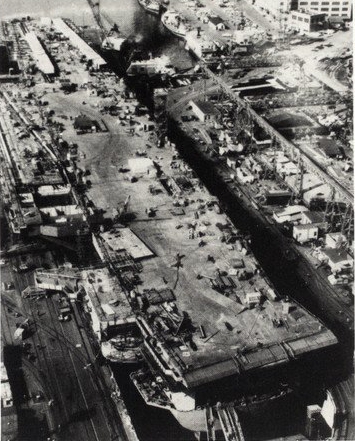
[[208, 16, 225, 26], [318, 137, 341, 158], [52, 18, 106, 68], [322, 249, 353, 264], [24, 31, 55, 75]]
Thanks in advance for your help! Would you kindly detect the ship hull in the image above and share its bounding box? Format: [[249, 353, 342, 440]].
[[105, 357, 140, 364], [162, 22, 186, 39], [169, 390, 293, 433], [166, 118, 353, 342], [137, 0, 161, 16], [161, 13, 186, 39]]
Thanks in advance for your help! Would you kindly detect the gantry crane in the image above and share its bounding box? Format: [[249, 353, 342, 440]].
[[86, 0, 121, 41]]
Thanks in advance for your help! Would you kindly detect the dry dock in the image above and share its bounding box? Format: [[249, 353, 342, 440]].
[[0, 9, 353, 441]]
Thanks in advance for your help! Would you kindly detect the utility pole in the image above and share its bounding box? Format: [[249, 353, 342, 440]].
[[340, 204, 354, 243]]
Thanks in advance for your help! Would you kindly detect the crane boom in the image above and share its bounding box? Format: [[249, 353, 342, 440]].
[[86, 0, 120, 39]]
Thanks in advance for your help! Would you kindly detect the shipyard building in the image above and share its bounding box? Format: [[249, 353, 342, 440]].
[[252, 0, 352, 19]]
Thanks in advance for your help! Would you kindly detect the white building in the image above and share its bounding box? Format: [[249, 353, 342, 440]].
[[252, 0, 352, 19], [189, 100, 219, 123], [290, 10, 327, 32], [245, 291, 262, 307], [297, 0, 352, 18], [276, 160, 299, 176], [236, 166, 255, 184], [208, 16, 226, 31], [253, 0, 298, 20], [320, 249, 353, 273], [293, 223, 318, 243], [273, 205, 309, 223]]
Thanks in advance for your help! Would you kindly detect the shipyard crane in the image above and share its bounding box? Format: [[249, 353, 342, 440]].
[[115, 195, 131, 221], [171, 252, 185, 289], [276, 7, 290, 50], [288, 155, 304, 204], [190, 59, 354, 210], [340, 204, 354, 242], [86, 0, 121, 41], [322, 187, 353, 241], [171, 252, 185, 269]]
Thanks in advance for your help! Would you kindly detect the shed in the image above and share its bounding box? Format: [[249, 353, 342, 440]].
[[245, 292, 261, 307], [321, 249, 353, 273], [101, 303, 115, 316], [290, 10, 327, 33], [273, 205, 308, 224], [318, 138, 342, 158], [293, 224, 318, 244], [208, 16, 226, 30], [263, 190, 292, 206], [74, 115, 96, 132], [189, 100, 219, 123]]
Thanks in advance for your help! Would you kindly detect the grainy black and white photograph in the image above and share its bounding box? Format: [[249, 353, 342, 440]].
[[0, 0, 353, 440]]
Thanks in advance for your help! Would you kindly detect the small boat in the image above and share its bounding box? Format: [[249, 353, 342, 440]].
[[101, 335, 142, 363], [137, 0, 161, 15], [161, 10, 187, 39]]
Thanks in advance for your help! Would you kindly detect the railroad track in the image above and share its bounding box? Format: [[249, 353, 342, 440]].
[[5, 281, 109, 440], [72, 302, 127, 441], [23, 295, 68, 426], [44, 296, 98, 441]]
